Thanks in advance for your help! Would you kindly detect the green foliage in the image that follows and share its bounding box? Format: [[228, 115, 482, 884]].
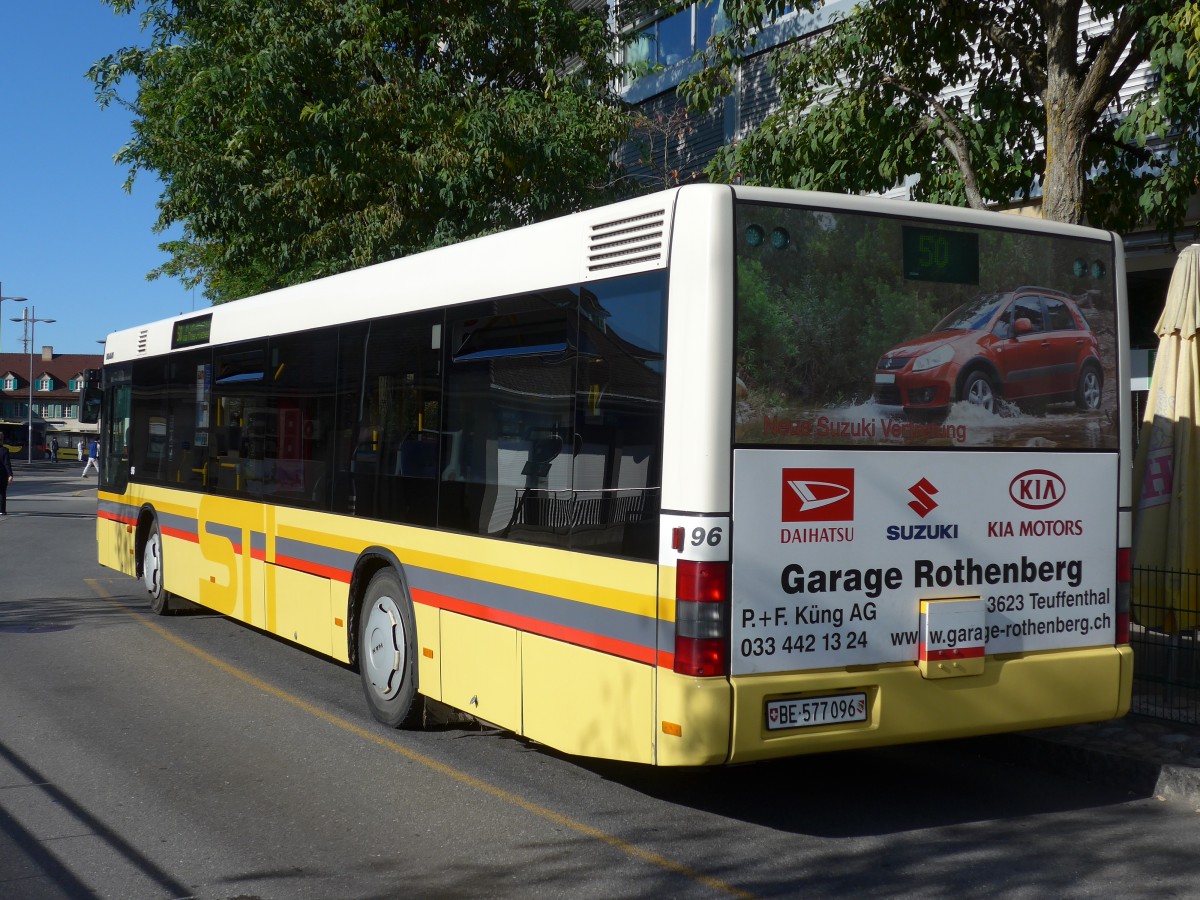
[[736, 214, 939, 404], [91, 1, 634, 303], [683, 0, 1197, 231], [1115, 2, 1200, 233]]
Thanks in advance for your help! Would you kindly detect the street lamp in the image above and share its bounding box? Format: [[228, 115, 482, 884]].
[[9, 306, 55, 463], [0, 282, 31, 354]]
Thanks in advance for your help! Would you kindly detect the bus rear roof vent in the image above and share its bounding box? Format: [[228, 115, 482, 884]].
[[585, 209, 666, 276]]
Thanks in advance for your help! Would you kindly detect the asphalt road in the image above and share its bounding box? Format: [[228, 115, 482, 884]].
[[2, 467, 1199, 900]]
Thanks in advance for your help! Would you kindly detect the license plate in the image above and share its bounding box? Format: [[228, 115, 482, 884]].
[[765, 692, 868, 731], [875, 373, 896, 384]]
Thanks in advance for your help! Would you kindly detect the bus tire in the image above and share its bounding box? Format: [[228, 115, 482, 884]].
[[142, 517, 174, 616], [961, 370, 996, 413], [359, 569, 422, 729], [1075, 362, 1102, 410]]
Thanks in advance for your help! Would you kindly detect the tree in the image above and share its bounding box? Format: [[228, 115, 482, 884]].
[[682, 0, 1200, 231], [90, 1, 634, 303]]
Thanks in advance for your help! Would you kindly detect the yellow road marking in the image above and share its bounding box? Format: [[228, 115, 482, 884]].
[[86, 579, 755, 899]]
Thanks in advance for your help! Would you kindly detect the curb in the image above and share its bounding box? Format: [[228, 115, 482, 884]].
[[983, 732, 1200, 804], [1155, 763, 1200, 804]]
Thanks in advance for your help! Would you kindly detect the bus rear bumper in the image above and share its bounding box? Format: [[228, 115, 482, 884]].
[[726, 645, 1133, 764]]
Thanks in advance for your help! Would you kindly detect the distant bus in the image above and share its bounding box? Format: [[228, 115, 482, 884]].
[[95, 185, 1132, 765], [0, 420, 44, 459], [52, 433, 93, 462]]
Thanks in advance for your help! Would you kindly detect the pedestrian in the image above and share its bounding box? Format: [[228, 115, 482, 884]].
[[0, 441, 12, 515], [50, 437, 59, 463], [77, 440, 84, 462], [82, 438, 100, 477]]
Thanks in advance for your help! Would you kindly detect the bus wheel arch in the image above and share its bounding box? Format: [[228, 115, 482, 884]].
[[136, 507, 174, 615], [349, 552, 423, 729]]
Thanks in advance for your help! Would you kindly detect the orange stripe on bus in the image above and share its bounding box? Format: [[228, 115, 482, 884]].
[[275, 554, 353, 583], [161, 526, 199, 543]]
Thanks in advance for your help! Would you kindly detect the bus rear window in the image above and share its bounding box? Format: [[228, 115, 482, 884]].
[[734, 202, 1119, 450]]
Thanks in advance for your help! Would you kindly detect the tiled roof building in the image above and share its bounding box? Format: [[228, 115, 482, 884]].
[[0, 348, 102, 457]]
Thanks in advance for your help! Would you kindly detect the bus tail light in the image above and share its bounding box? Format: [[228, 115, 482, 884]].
[[1115, 547, 1131, 645], [674, 560, 729, 677]]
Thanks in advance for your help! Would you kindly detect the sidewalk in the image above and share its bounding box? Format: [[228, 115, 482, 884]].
[[11, 459, 96, 478], [1004, 714, 1200, 804]]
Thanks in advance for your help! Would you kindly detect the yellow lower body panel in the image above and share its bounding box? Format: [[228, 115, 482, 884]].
[[98, 517, 136, 578], [655, 668, 733, 766], [271, 568, 333, 657], [727, 645, 1133, 764], [440, 611, 522, 733], [522, 633, 655, 764], [413, 602, 442, 701]]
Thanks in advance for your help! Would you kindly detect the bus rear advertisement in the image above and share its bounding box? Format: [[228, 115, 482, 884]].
[[95, 184, 1132, 766]]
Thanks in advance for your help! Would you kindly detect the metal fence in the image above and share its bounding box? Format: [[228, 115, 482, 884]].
[[1131, 566, 1200, 725]]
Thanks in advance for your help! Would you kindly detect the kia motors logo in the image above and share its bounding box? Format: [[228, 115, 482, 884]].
[[1009, 469, 1065, 510], [782, 468, 854, 521], [908, 477, 939, 518]]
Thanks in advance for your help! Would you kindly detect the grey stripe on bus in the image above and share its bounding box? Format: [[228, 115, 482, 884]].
[[408, 565, 658, 653], [159, 510, 198, 538], [159, 519, 667, 655], [275, 536, 357, 574]]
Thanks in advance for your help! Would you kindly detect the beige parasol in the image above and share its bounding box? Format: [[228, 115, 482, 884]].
[[1132, 244, 1200, 632]]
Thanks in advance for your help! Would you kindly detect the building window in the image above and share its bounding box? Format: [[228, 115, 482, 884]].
[[2, 375, 15, 391], [625, 2, 723, 71], [37, 376, 54, 391]]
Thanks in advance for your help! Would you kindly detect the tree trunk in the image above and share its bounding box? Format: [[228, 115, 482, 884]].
[[1042, 100, 1087, 224], [1040, 1, 1087, 224]]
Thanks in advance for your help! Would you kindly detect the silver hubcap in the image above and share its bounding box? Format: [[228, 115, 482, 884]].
[[1083, 372, 1100, 408], [364, 595, 406, 700], [144, 529, 163, 596], [967, 378, 993, 410]]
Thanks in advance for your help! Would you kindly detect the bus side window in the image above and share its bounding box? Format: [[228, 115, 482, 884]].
[[442, 291, 577, 538], [264, 329, 339, 508], [353, 311, 442, 526], [570, 273, 665, 559], [212, 343, 267, 495]]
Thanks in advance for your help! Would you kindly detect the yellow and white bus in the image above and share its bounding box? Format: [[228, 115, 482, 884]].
[[96, 184, 1132, 765]]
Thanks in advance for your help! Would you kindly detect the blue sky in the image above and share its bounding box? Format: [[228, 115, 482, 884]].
[[1, 3, 198, 356]]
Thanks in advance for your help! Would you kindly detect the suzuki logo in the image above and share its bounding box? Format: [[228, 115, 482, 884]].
[[782, 468, 854, 521], [1009, 469, 1066, 510], [907, 477, 939, 518]]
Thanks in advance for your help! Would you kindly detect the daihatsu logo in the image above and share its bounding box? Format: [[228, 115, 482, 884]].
[[788, 480, 850, 511], [1009, 469, 1065, 510], [782, 468, 854, 521]]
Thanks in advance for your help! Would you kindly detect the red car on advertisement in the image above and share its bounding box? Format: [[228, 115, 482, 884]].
[[874, 286, 1103, 415]]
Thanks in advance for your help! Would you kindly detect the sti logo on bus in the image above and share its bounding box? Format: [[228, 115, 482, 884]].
[[782, 468, 854, 521], [1009, 469, 1066, 510]]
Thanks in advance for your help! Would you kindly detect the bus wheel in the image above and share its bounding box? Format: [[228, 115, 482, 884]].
[[962, 370, 996, 413], [142, 517, 174, 616], [359, 569, 422, 728]]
